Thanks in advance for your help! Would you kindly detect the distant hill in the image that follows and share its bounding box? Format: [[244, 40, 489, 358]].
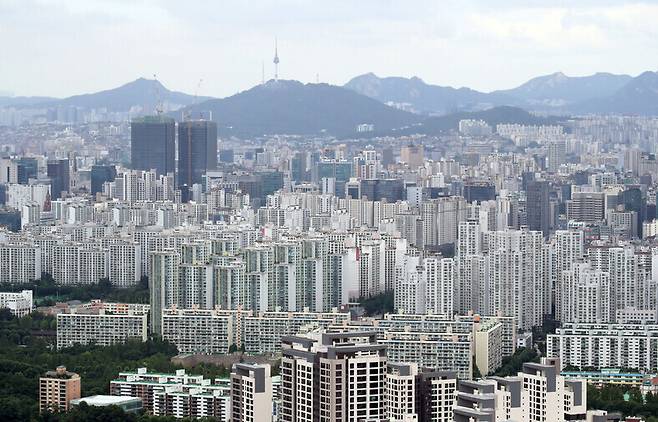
[[344, 71, 658, 116], [574, 71, 658, 115], [6, 78, 210, 112], [344, 73, 517, 115], [43, 78, 210, 112], [178, 80, 423, 137], [494, 72, 632, 109]]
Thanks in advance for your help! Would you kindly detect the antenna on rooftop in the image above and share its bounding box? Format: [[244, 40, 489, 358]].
[[194, 78, 203, 120], [152, 74, 163, 116]]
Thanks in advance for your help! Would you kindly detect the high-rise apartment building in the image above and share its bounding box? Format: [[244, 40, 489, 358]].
[[453, 358, 586, 422], [415, 371, 457, 422], [177, 120, 218, 188], [548, 323, 658, 372], [131, 116, 176, 176], [547, 139, 566, 173], [385, 362, 418, 421], [230, 363, 273, 422], [280, 332, 387, 422], [558, 262, 611, 324], [149, 249, 181, 335]]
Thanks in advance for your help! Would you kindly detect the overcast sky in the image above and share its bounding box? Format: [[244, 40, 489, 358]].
[[1, 0, 657, 98]]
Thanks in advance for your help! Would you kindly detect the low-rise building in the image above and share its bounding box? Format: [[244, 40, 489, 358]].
[[562, 369, 647, 387], [548, 323, 658, 372], [0, 289, 33, 316], [161, 308, 233, 354], [110, 367, 230, 420], [70, 395, 143, 414], [56, 309, 147, 349]]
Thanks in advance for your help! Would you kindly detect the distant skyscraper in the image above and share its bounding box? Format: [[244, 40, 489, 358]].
[[526, 180, 550, 237], [257, 171, 284, 197], [360, 178, 405, 202], [289, 152, 308, 183], [16, 157, 38, 184], [314, 160, 352, 197], [130, 116, 176, 176], [47, 159, 70, 200], [177, 120, 218, 188], [401, 144, 424, 169], [463, 181, 496, 203], [90, 165, 117, 196]]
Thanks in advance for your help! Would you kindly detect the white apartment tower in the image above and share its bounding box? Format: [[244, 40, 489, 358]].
[[150, 250, 181, 335], [559, 262, 611, 323], [385, 362, 418, 422], [280, 332, 387, 422], [230, 363, 273, 422]]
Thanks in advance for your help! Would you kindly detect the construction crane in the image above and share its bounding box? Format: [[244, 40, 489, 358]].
[[152, 73, 164, 116], [183, 78, 203, 121], [194, 78, 203, 120]]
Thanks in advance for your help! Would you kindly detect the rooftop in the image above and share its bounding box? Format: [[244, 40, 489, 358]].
[[71, 395, 141, 406]]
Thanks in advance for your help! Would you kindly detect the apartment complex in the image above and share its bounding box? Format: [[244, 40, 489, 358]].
[[548, 323, 658, 372], [110, 368, 230, 420]]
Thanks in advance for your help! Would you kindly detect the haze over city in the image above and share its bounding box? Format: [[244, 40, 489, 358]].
[[2, 0, 658, 98]]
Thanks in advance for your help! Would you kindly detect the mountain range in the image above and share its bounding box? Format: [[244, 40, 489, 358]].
[[344, 71, 658, 115], [0, 78, 210, 112], [2, 70, 658, 136], [344, 73, 515, 115]]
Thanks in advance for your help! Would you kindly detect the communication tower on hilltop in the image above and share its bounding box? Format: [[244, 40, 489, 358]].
[[273, 38, 280, 81]]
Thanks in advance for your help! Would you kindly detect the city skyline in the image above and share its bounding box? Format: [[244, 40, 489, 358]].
[[2, 0, 658, 98], [2, 1, 658, 420]]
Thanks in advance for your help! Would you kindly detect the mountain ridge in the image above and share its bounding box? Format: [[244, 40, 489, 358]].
[[177, 79, 423, 137], [3, 78, 211, 111], [344, 72, 519, 115], [344, 71, 653, 115]]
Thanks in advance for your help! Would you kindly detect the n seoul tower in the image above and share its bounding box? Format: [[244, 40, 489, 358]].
[[273, 38, 280, 82]]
